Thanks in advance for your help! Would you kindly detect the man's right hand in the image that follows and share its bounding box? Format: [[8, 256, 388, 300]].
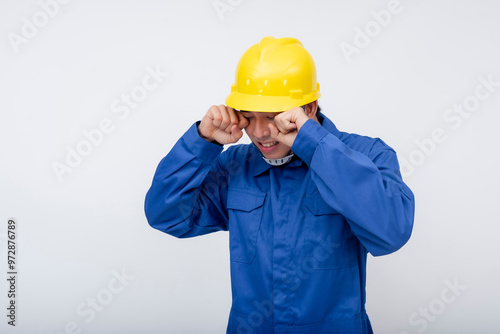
[[198, 105, 249, 145]]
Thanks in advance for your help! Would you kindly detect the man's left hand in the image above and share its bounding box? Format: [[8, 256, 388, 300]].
[[268, 107, 310, 147]]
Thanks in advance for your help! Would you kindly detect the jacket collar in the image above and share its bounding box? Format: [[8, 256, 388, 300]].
[[251, 150, 306, 176], [251, 145, 275, 176], [251, 112, 339, 176]]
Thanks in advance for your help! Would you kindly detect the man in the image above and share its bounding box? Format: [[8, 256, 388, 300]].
[[145, 36, 415, 333]]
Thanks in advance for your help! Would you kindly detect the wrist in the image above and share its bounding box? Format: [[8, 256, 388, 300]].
[[196, 123, 222, 146], [296, 114, 310, 131], [197, 124, 212, 141]]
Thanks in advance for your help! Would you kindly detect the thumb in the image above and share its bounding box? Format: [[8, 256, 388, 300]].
[[268, 123, 296, 147], [230, 124, 244, 141], [268, 123, 283, 142]]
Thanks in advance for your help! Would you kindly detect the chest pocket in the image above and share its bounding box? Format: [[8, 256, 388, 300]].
[[305, 195, 357, 270], [227, 188, 266, 264]]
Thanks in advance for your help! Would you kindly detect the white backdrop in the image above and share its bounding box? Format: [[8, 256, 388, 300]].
[[1, 0, 499, 333]]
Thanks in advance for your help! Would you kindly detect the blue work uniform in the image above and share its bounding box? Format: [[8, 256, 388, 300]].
[[144, 113, 415, 333]]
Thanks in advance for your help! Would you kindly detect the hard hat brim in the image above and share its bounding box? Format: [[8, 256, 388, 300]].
[[226, 91, 321, 113]]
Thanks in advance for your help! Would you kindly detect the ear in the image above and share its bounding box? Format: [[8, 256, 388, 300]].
[[303, 100, 319, 119]]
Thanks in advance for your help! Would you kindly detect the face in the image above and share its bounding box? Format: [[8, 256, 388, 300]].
[[239, 111, 292, 159]]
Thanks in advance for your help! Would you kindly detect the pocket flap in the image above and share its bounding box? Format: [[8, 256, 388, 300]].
[[227, 189, 265, 212]]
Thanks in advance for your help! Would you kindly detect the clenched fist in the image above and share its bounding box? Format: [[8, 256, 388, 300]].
[[198, 105, 249, 145], [268, 107, 311, 147]]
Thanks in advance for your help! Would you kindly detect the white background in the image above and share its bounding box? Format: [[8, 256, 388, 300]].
[[1, 0, 499, 333]]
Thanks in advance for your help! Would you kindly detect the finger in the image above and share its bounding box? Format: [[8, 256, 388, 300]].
[[216, 105, 232, 132], [234, 109, 249, 129], [285, 107, 309, 129], [274, 118, 297, 134], [210, 105, 223, 128], [291, 106, 306, 114], [226, 106, 240, 131], [231, 124, 243, 139], [268, 123, 281, 141], [230, 124, 243, 141], [268, 123, 295, 147], [213, 130, 232, 145], [274, 112, 295, 131]]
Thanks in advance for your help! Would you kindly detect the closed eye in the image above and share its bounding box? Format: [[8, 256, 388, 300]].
[[239, 112, 253, 120]]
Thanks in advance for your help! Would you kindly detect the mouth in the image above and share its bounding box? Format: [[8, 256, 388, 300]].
[[257, 141, 280, 155], [260, 141, 279, 148]]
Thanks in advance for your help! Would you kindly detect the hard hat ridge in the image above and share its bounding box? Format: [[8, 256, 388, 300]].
[[256, 36, 302, 60]]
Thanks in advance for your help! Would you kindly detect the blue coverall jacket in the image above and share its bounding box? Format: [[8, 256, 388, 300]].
[[144, 113, 415, 333]]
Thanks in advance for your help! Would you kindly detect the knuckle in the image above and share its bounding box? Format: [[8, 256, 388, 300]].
[[220, 116, 229, 127], [213, 114, 222, 123]]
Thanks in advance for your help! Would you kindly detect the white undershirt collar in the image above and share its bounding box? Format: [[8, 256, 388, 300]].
[[262, 153, 295, 166]]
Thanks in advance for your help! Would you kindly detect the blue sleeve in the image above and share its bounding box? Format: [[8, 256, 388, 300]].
[[144, 122, 229, 238], [292, 119, 415, 256]]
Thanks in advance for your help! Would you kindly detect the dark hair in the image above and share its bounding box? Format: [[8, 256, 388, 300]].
[[315, 105, 325, 124]]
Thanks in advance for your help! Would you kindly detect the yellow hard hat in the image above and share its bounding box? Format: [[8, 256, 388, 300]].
[[225, 36, 321, 112]]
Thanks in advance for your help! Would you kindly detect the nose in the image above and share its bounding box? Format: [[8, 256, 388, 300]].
[[253, 117, 271, 139]]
